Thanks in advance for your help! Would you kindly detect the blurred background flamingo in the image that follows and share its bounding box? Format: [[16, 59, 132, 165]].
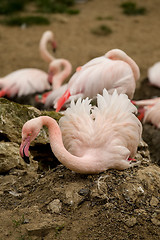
[[35, 58, 72, 104], [132, 97, 160, 128], [148, 62, 160, 88], [0, 30, 57, 98], [44, 48, 140, 111], [20, 89, 142, 174]]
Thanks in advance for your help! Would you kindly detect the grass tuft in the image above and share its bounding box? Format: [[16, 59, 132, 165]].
[[91, 24, 112, 36], [1, 15, 50, 26], [120, 2, 146, 16]]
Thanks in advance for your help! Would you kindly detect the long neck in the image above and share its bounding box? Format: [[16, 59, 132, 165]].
[[39, 36, 55, 63], [105, 49, 140, 81], [40, 116, 94, 174], [51, 59, 72, 89]]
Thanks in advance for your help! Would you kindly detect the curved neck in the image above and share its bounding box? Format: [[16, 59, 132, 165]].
[[105, 49, 140, 81], [39, 35, 55, 63], [40, 116, 93, 174], [50, 59, 72, 89]]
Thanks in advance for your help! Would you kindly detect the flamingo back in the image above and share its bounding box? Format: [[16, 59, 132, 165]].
[[0, 68, 51, 97], [69, 57, 135, 99], [59, 89, 142, 161]]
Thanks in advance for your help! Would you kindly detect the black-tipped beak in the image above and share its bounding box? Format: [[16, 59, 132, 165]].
[[22, 146, 30, 164], [53, 47, 56, 53], [20, 136, 31, 164]]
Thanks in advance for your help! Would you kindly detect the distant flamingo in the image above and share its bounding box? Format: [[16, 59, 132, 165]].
[[20, 89, 142, 174], [0, 30, 57, 98], [39, 30, 57, 63], [54, 49, 140, 112], [35, 58, 72, 104], [148, 62, 160, 88], [132, 98, 160, 127]]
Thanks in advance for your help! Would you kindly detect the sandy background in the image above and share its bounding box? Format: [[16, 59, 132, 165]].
[[0, 0, 160, 90]]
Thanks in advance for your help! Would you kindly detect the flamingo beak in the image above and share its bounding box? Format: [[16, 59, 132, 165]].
[[52, 41, 57, 53], [131, 100, 136, 105], [19, 136, 31, 164], [56, 89, 71, 112], [137, 107, 145, 121]]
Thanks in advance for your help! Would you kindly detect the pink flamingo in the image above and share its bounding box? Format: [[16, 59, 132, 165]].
[[54, 48, 140, 112], [148, 62, 160, 88], [0, 30, 57, 98], [132, 98, 160, 127], [39, 30, 57, 63], [35, 58, 72, 104], [20, 89, 142, 174]]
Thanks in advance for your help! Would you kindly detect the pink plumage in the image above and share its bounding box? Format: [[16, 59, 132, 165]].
[[0, 30, 56, 98], [133, 98, 160, 128], [148, 62, 160, 88], [52, 48, 140, 111], [20, 89, 142, 174], [35, 58, 72, 104]]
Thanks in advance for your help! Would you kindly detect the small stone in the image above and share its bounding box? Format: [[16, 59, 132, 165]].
[[27, 222, 55, 236], [48, 199, 62, 214], [151, 217, 160, 226], [78, 188, 90, 197], [124, 216, 137, 227], [150, 196, 159, 207]]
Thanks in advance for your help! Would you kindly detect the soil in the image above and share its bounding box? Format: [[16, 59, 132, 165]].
[[0, 0, 160, 239]]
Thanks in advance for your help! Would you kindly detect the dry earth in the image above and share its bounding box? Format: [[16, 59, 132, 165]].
[[0, 0, 160, 239]]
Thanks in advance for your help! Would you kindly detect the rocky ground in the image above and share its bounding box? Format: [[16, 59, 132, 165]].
[[0, 0, 160, 239]]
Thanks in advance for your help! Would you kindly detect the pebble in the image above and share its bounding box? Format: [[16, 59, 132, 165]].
[[150, 196, 159, 207], [78, 188, 90, 197], [47, 199, 62, 214], [124, 216, 137, 227]]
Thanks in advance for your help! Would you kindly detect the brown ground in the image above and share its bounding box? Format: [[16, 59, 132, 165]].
[[0, 0, 160, 239]]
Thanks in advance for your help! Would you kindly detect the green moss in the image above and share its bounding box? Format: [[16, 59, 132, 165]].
[[1, 15, 50, 26], [120, 2, 146, 16], [91, 24, 112, 36]]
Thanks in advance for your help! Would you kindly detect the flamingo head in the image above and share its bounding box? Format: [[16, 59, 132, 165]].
[[56, 89, 71, 112], [20, 118, 42, 163]]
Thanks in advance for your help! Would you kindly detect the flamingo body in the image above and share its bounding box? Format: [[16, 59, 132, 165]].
[[133, 98, 160, 128], [143, 102, 160, 128], [0, 30, 56, 98], [20, 89, 142, 174], [148, 62, 160, 88], [0, 68, 51, 97], [55, 49, 140, 111]]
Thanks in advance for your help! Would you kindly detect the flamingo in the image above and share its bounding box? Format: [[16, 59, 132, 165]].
[[0, 30, 57, 98], [20, 89, 142, 174], [148, 62, 160, 88], [132, 98, 160, 127], [35, 58, 72, 104], [39, 30, 57, 63], [54, 48, 140, 112]]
